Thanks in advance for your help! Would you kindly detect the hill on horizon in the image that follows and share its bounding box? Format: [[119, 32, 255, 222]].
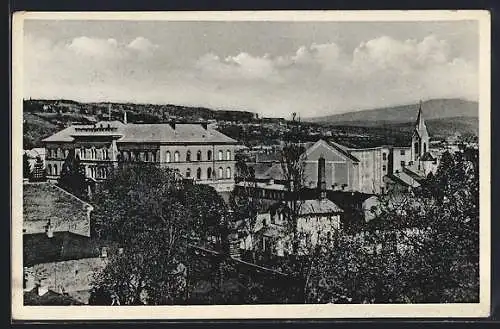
[[308, 98, 478, 125]]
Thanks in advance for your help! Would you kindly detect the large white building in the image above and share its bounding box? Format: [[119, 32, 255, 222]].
[[42, 119, 242, 192]]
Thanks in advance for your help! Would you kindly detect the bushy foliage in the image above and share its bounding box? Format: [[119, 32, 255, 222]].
[[302, 148, 480, 304], [58, 150, 87, 199], [89, 164, 227, 305]]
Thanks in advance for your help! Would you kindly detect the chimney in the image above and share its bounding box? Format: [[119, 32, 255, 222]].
[[36, 280, 49, 296], [317, 157, 326, 199], [45, 220, 53, 238]]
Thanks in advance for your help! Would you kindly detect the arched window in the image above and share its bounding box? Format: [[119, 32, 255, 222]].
[[414, 142, 419, 157], [64, 149, 69, 158], [123, 151, 129, 162], [197, 150, 202, 161], [186, 168, 191, 178], [207, 150, 212, 161], [54, 164, 58, 175], [186, 150, 191, 162], [218, 167, 223, 179], [226, 150, 231, 161], [57, 148, 62, 159], [174, 151, 180, 162], [47, 164, 52, 175], [218, 150, 223, 161], [207, 167, 212, 179], [156, 150, 160, 162], [226, 167, 231, 179], [423, 142, 427, 154], [196, 167, 202, 180], [165, 151, 171, 163]]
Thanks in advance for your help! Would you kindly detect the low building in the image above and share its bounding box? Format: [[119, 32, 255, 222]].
[[239, 196, 343, 256]]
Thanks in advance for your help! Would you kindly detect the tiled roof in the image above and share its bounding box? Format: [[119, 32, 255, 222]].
[[43, 122, 238, 144], [387, 172, 421, 188], [299, 199, 344, 215], [24, 287, 84, 305], [325, 140, 360, 162], [23, 182, 92, 236], [420, 152, 436, 161]]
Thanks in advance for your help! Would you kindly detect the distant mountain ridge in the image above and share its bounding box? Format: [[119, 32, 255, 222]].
[[308, 99, 478, 125]]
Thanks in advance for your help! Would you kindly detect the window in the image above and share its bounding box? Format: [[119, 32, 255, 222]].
[[123, 151, 129, 162], [226, 167, 232, 179], [196, 167, 202, 180], [47, 164, 52, 175], [382, 165, 387, 171], [423, 142, 427, 154], [54, 164, 58, 175], [207, 167, 212, 179], [226, 150, 231, 161], [207, 150, 212, 161], [64, 149, 69, 158], [165, 151, 171, 163], [414, 142, 419, 156], [186, 168, 191, 178], [174, 151, 180, 162], [401, 161, 406, 167], [382, 153, 387, 160], [400, 150, 405, 156], [186, 150, 191, 162], [218, 150, 223, 161], [218, 167, 223, 179], [197, 150, 202, 161]]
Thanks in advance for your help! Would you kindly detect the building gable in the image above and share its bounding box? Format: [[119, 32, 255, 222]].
[[305, 140, 358, 163]]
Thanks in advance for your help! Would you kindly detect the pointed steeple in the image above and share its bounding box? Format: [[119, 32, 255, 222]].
[[415, 100, 427, 136]]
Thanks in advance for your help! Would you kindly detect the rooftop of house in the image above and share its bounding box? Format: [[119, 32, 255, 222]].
[[23, 231, 107, 266], [23, 182, 93, 235], [299, 198, 344, 215], [24, 287, 84, 306], [42, 121, 239, 145]]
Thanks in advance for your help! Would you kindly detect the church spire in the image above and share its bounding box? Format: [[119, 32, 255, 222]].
[[415, 100, 426, 133]]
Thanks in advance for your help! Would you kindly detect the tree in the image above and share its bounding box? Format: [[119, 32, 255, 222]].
[[30, 156, 46, 182], [58, 150, 87, 198], [23, 152, 32, 179], [89, 164, 227, 305], [279, 143, 307, 254]]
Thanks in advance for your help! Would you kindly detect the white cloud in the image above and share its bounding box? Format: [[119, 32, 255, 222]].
[[23, 32, 478, 118], [196, 52, 278, 81], [67, 36, 124, 59], [127, 37, 159, 55]]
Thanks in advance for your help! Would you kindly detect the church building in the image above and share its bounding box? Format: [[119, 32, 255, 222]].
[[303, 102, 439, 194]]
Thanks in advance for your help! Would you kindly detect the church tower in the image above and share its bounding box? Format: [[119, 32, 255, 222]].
[[411, 101, 430, 162]]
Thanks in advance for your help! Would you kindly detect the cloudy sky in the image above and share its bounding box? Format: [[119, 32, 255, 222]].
[[23, 19, 479, 118]]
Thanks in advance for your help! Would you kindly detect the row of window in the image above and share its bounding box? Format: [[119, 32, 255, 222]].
[[80, 148, 110, 161], [46, 163, 59, 176], [87, 166, 108, 179], [47, 148, 69, 160], [119, 150, 159, 162], [185, 166, 232, 180], [166, 149, 231, 163], [117, 149, 233, 163]]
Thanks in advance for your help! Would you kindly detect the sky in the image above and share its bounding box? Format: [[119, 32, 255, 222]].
[[23, 19, 479, 118]]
